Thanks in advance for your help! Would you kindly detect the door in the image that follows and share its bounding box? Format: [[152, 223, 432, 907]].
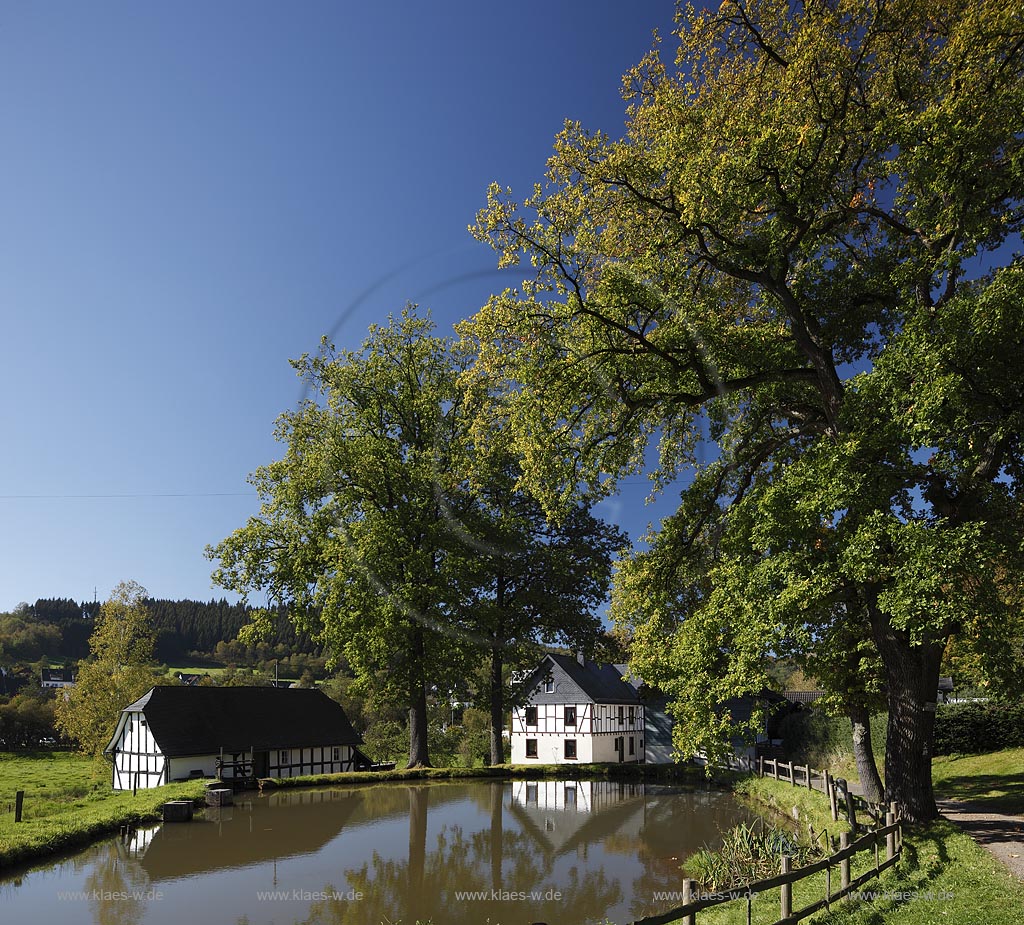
[[253, 751, 269, 777], [616, 737, 624, 763]]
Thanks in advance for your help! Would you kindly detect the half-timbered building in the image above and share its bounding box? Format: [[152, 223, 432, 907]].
[[104, 685, 366, 790], [510, 654, 646, 764]]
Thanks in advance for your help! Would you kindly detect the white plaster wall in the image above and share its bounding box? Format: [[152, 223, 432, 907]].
[[112, 716, 166, 790], [167, 754, 222, 781]]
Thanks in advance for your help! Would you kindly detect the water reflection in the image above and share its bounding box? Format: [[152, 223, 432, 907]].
[[1, 779, 756, 925]]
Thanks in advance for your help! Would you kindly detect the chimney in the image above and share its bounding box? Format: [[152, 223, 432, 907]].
[[576, 651, 585, 666]]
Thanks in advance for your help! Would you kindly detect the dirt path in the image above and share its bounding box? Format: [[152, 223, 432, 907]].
[[936, 798, 1024, 882]]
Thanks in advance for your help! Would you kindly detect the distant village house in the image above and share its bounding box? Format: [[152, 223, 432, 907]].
[[40, 667, 76, 689]]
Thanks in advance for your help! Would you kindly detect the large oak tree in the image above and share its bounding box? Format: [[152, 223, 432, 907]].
[[211, 308, 622, 768], [465, 0, 1023, 820]]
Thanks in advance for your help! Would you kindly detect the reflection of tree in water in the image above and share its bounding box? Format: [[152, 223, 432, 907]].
[[296, 784, 621, 925], [81, 842, 151, 925]]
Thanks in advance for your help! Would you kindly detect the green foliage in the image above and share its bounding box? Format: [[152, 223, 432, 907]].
[[933, 701, 1024, 756], [54, 581, 161, 758], [0, 692, 57, 749], [210, 307, 621, 767], [463, 0, 1024, 817]]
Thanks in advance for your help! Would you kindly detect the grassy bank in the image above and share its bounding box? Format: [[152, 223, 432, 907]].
[[688, 775, 1024, 925], [0, 751, 205, 870], [932, 747, 1024, 814]]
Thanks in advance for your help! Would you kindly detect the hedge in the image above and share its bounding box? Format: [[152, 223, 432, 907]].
[[933, 701, 1024, 755]]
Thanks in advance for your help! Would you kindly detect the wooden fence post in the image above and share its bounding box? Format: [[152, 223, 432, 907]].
[[891, 801, 901, 851], [14, 790, 24, 823], [787, 761, 795, 787], [806, 764, 813, 791], [772, 759, 779, 781], [780, 855, 792, 920], [759, 754, 764, 777], [885, 811, 896, 861], [839, 832, 851, 892], [839, 782, 856, 831], [681, 879, 695, 925], [825, 771, 838, 821]]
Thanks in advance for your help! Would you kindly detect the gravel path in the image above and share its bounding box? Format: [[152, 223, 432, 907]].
[[936, 798, 1024, 882]]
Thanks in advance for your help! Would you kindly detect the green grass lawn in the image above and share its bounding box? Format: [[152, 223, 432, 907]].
[[162, 664, 228, 677], [0, 750, 205, 869], [931, 747, 1024, 814], [0, 750, 102, 807]]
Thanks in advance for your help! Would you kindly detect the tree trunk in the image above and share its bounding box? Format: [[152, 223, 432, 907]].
[[848, 704, 884, 804], [489, 645, 505, 766], [868, 601, 943, 822], [407, 626, 431, 768]]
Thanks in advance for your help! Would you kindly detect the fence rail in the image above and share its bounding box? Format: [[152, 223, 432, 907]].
[[628, 761, 903, 925]]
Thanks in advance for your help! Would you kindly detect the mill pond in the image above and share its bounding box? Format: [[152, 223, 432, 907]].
[[0, 778, 757, 925]]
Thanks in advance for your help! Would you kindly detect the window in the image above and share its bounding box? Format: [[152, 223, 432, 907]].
[[564, 739, 577, 760], [279, 750, 289, 765], [629, 736, 635, 755], [525, 706, 538, 726], [332, 747, 340, 762], [565, 784, 577, 806], [526, 783, 538, 803], [564, 706, 576, 727], [526, 739, 538, 758], [629, 706, 635, 723], [543, 678, 554, 693], [618, 706, 625, 725]]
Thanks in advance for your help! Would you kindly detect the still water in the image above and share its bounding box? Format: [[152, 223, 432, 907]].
[[0, 779, 756, 925]]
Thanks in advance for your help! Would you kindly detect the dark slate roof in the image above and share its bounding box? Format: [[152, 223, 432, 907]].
[[106, 686, 362, 756], [42, 668, 75, 682], [545, 654, 641, 704]]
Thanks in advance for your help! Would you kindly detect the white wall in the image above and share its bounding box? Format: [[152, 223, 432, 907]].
[[267, 744, 356, 778], [510, 702, 644, 764], [111, 715, 166, 790]]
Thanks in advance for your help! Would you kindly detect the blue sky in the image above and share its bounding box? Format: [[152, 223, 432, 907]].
[[1, 2, 694, 611]]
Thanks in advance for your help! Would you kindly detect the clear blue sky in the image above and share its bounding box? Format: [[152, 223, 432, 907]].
[[1, 2, 698, 611]]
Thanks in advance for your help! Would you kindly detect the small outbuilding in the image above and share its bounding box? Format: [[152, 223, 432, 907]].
[[104, 685, 366, 790]]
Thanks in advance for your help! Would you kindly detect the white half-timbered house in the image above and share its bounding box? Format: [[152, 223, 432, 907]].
[[510, 654, 646, 765], [104, 686, 366, 790]]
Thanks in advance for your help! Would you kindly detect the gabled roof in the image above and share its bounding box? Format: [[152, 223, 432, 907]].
[[41, 667, 75, 682], [104, 686, 362, 756], [536, 654, 641, 704]]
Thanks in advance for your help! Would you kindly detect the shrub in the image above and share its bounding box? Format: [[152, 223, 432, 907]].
[[684, 820, 824, 890]]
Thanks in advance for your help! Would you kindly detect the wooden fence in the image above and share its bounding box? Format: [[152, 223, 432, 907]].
[[627, 761, 903, 925], [756, 757, 887, 832]]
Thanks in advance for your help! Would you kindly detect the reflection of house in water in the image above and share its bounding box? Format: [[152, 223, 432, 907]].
[[509, 780, 647, 857], [116, 785, 475, 883], [118, 789, 361, 880]]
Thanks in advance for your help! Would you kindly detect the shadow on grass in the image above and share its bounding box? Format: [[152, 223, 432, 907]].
[[811, 821, 983, 925], [933, 773, 1024, 815]]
